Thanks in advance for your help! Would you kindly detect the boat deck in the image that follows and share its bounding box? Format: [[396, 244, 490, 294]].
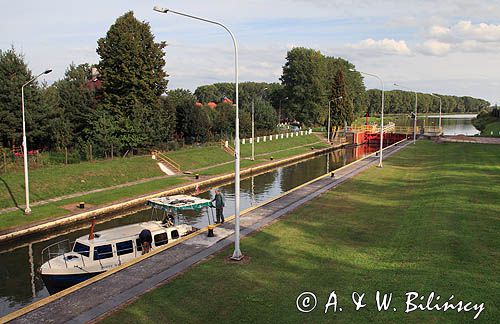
[[5, 141, 410, 324]]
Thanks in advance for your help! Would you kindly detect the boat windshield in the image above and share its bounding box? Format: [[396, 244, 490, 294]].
[[73, 242, 90, 257]]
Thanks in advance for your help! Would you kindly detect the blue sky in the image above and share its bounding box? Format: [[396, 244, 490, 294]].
[[2, 0, 500, 103]]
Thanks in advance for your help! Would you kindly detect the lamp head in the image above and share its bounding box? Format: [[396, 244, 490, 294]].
[[349, 68, 356, 72], [338, 96, 343, 100], [394, 83, 399, 87], [153, 5, 169, 13], [44, 69, 52, 74]]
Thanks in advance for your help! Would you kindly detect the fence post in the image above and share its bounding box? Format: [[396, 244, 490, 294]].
[[65, 147, 68, 165], [3, 151, 6, 173], [111, 143, 114, 160]]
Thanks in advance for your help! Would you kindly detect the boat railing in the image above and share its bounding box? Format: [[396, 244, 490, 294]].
[[41, 239, 72, 269], [41, 239, 89, 269]]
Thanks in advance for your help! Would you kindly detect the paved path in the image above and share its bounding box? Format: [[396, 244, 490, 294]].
[[437, 135, 500, 144], [6, 140, 410, 324]]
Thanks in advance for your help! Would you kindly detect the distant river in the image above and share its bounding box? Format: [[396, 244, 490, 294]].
[[393, 113, 479, 136]]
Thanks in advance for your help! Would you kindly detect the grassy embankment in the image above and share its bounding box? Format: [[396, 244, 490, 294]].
[[103, 141, 500, 323], [0, 134, 327, 231], [472, 112, 500, 137]]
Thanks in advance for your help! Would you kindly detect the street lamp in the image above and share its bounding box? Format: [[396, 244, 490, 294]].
[[394, 83, 418, 144], [21, 69, 52, 214], [350, 68, 385, 168], [153, 6, 244, 260], [252, 87, 268, 161], [431, 93, 442, 130], [327, 96, 343, 144], [278, 97, 288, 124]]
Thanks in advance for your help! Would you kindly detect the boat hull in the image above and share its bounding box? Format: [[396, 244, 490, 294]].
[[41, 271, 105, 294]]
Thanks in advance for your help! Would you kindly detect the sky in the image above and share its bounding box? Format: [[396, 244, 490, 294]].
[[1, 0, 500, 103]]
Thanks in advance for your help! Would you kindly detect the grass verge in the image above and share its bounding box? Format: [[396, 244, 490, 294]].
[[103, 141, 500, 323], [0, 156, 162, 210], [0, 135, 328, 231]]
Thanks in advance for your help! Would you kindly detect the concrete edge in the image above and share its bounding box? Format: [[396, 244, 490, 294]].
[[0, 143, 344, 244], [0, 139, 409, 323]]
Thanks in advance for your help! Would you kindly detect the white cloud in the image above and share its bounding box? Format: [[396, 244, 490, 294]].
[[429, 25, 451, 39], [419, 20, 500, 55], [417, 39, 451, 56], [345, 38, 411, 56], [452, 21, 500, 42]]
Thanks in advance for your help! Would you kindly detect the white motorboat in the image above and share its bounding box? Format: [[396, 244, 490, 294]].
[[39, 195, 214, 294]]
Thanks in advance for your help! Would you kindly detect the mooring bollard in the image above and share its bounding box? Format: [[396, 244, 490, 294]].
[[207, 225, 215, 237]]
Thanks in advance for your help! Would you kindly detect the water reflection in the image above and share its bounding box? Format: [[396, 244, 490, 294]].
[[393, 114, 479, 136], [0, 143, 381, 317]]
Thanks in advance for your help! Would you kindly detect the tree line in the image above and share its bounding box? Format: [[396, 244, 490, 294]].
[[366, 90, 490, 115], [0, 11, 491, 161]]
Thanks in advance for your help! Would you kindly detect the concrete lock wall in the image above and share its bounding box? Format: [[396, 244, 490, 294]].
[[0, 143, 346, 244]]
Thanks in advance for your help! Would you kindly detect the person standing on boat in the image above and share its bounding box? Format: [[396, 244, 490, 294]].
[[212, 189, 225, 224]]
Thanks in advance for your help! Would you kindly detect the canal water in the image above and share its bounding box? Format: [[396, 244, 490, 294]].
[[0, 143, 382, 317], [393, 113, 479, 136]]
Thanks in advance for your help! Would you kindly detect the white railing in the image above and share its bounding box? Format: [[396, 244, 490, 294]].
[[241, 129, 312, 144]]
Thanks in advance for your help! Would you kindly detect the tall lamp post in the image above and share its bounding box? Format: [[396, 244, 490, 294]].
[[21, 69, 52, 214], [394, 83, 418, 144], [252, 87, 268, 161], [327, 96, 343, 144], [431, 93, 442, 131], [350, 69, 385, 167], [153, 6, 243, 260]]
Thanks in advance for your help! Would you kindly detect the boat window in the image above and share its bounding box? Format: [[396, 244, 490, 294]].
[[154, 233, 168, 246], [135, 239, 142, 251], [73, 242, 90, 257], [94, 244, 113, 260], [116, 240, 133, 256], [171, 230, 179, 240]]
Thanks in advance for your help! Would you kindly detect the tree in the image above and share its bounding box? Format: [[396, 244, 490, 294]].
[[167, 89, 211, 144], [52, 63, 98, 143], [325, 56, 366, 118], [329, 69, 352, 139], [96, 11, 171, 151], [38, 85, 72, 150], [0, 47, 44, 148], [252, 97, 278, 132], [280, 47, 327, 125]]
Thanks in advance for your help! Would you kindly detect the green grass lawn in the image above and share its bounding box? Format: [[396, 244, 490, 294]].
[[0, 156, 163, 210], [164, 145, 233, 170], [0, 176, 186, 230], [103, 141, 500, 323], [0, 135, 328, 231], [481, 121, 500, 137], [165, 134, 324, 171]]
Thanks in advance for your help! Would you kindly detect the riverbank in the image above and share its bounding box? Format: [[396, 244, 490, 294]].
[[0, 139, 334, 243], [0, 135, 328, 232], [103, 141, 499, 323], [1, 140, 409, 323], [472, 110, 500, 137]]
